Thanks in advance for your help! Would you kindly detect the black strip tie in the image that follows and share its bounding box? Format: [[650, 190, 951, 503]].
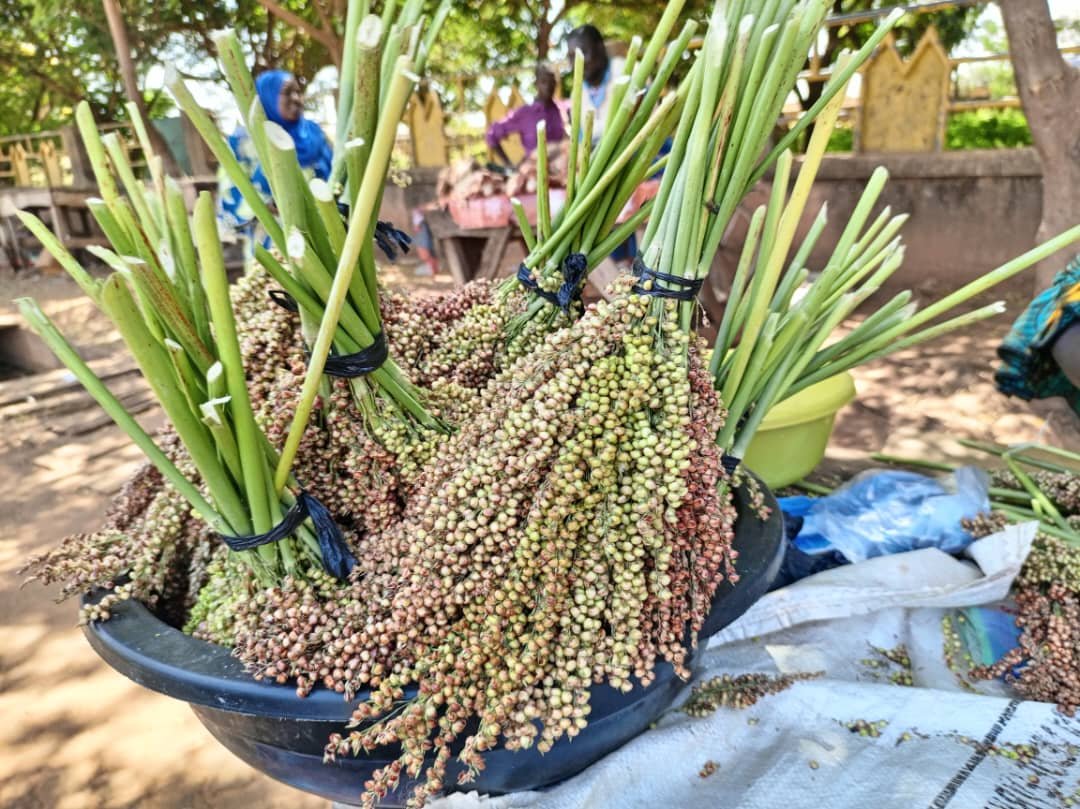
[[335, 202, 411, 262], [721, 454, 741, 475], [631, 257, 704, 301], [556, 252, 588, 310], [268, 289, 299, 313], [322, 331, 389, 378], [517, 263, 560, 307], [267, 292, 387, 378], [218, 491, 357, 580], [517, 252, 588, 313], [374, 220, 412, 261]]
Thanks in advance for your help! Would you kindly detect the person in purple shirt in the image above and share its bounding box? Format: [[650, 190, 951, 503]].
[[486, 64, 565, 168]]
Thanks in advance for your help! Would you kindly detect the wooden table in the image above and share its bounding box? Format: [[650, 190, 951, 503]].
[[423, 207, 521, 285], [425, 180, 663, 288], [0, 186, 107, 269]]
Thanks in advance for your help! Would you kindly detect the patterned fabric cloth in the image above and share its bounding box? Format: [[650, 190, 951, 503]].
[[995, 255, 1080, 414], [218, 70, 333, 245]]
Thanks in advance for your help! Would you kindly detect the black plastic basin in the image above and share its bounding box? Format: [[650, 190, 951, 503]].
[[82, 476, 783, 806]]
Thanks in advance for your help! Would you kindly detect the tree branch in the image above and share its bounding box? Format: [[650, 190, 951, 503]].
[[312, 0, 334, 37], [261, 9, 276, 71], [554, 0, 584, 24], [256, 0, 342, 66]]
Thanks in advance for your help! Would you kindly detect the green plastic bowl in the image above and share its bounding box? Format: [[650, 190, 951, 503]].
[[742, 372, 857, 489]]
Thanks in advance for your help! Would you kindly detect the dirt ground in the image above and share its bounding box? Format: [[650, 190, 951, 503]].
[[0, 261, 1077, 808]]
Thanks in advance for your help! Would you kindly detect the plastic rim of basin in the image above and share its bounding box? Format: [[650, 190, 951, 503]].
[[742, 371, 856, 489]]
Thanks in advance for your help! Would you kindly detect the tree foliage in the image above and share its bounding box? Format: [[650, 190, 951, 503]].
[[0, 0, 986, 138], [0, 0, 332, 136], [945, 108, 1032, 150], [796, 0, 980, 110], [0, 1, 122, 135]]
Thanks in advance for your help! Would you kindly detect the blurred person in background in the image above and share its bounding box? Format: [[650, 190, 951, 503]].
[[565, 24, 635, 268], [219, 70, 333, 246], [486, 64, 565, 169]]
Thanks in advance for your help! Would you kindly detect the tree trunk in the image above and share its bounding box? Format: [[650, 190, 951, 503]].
[[101, 0, 182, 176], [537, 20, 551, 61], [999, 0, 1080, 291], [536, 2, 553, 62], [257, 0, 343, 67]]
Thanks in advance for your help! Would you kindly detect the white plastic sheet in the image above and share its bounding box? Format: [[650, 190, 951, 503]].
[[433, 523, 1080, 809]]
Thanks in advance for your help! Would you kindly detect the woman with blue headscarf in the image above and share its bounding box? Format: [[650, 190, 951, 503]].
[[219, 70, 333, 242]]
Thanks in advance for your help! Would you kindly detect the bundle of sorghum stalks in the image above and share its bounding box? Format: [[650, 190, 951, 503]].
[[972, 535, 1080, 714], [992, 468, 1080, 516], [319, 284, 738, 803]]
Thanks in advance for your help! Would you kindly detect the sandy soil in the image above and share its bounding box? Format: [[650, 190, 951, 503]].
[[0, 262, 1076, 808]]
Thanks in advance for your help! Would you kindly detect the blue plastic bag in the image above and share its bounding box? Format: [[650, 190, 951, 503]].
[[781, 467, 991, 565]]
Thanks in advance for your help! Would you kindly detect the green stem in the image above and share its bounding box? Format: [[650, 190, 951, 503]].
[[870, 453, 955, 472], [16, 212, 101, 302], [710, 206, 765, 377], [1002, 454, 1072, 534], [275, 56, 417, 493], [310, 178, 346, 255], [793, 302, 1007, 395], [331, 0, 368, 187], [16, 298, 225, 532], [101, 132, 160, 246], [566, 50, 584, 207], [124, 101, 165, 201], [163, 177, 212, 347], [194, 192, 274, 538], [200, 396, 244, 485], [74, 101, 122, 209], [129, 261, 214, 373], [100, 273, 250, 534], [348, 15, 383, 209], [86, 198, 135, 255], [749, 9, 903, 186], [956, 439, 1078, 474], [526, 90, 680, 270], [795, 479, 833, 496], [992, 504, 1080, 544], [535, 122, 551, 243]]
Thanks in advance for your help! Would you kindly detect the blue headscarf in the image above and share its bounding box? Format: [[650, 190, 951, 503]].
[[255, 69, 332, 180]]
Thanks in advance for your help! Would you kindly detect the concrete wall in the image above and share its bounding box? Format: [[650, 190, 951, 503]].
[[781, 148, 1044, 290], [0, 319, 60, 373]]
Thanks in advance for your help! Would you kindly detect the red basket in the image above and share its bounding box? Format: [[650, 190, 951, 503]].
[[448, 195, 513, 229], [514, 189, 568, 226]]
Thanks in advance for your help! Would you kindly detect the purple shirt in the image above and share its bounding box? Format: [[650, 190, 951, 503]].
[[486, 101, 566, 155]]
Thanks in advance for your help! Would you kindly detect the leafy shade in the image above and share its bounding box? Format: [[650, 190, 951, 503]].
[[0, 0, 333, 136], [946, 108, 1032, 150], [794, 0, 981, 113]]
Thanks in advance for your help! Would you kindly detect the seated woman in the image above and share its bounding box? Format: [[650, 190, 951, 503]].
[[485, 64, 565, 168], [996, 255, 1080, 417], [219, 69, 333, 245]]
